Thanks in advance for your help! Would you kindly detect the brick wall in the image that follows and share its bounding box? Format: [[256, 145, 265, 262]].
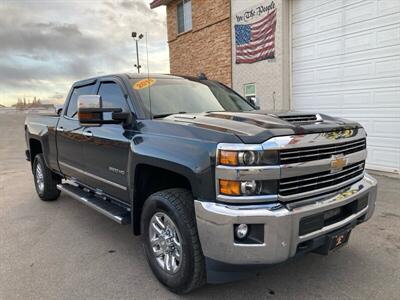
[[166, 0, 232, 86]]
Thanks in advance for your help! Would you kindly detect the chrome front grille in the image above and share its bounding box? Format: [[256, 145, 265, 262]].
[[280, 138, 366, 164], [215, 128, 367, 204], [279, 161, 365, 198]]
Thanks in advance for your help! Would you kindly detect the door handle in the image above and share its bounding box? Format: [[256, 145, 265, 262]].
[[83, 131, 93, 137], [57, 127, 64, 132]]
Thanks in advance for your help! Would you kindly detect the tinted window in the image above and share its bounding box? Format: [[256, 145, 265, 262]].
[[98, 82, 128, 109], [131, 78, 254, 116], [177, 0, 192, 33], [66, 84, 94, 118]]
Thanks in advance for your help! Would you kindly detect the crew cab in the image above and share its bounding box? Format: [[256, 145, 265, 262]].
[[25, 73, 377, 293]]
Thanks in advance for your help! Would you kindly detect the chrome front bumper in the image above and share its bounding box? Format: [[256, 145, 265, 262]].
[[195, 174, 377, 265]]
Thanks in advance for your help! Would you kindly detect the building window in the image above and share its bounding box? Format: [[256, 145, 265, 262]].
[[177, 0, 192, 34], [243, 83, 256, 101]]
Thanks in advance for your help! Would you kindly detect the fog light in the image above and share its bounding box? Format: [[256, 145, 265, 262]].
[[240, 180, 260, 195], [235, 224, 248, 239]]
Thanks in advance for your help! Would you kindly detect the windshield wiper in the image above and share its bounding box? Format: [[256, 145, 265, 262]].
[[152, 112, 187, 119]]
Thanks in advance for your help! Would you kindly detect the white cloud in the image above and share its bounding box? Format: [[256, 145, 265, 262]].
[[0, 0, 169, 106]]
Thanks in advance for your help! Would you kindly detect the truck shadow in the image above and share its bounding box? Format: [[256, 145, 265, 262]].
[[185, 249, 369, 299]]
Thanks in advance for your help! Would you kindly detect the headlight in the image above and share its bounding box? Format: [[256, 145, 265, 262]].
[[219, 150, 278, 166], [238, 151, 259, 165]]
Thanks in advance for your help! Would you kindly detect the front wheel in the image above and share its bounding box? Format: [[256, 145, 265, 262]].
[[141, 188, 206, 294], [33, 154, 61, 201]]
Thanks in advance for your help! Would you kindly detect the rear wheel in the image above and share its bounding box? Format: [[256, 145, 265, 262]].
[[33, 154, 61, 201], [141, 188, 206, 294]]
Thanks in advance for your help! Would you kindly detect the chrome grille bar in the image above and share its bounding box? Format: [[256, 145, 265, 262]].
[[280, 162, 364, 186], [278, 173, 365, 202], [280, 163, 364, 193], [280, 138, 366, 164]]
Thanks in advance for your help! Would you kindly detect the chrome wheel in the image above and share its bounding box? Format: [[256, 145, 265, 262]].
[[149, 212, 182, 274], [35, 164, 44, 193]]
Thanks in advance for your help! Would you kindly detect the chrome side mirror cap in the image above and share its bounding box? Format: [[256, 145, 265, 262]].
[[249, 96, 260, 110], [78, 95, 101, 110], [77, 95, 131, 126]]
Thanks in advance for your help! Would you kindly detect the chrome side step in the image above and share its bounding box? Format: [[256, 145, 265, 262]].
[[57, 184, 130, 224]]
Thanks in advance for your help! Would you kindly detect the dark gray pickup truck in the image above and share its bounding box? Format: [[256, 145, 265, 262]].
[[25, 73, 377, 294]]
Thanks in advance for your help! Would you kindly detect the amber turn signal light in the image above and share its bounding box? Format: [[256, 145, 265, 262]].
[[219, 179, 241, 196], [219, 150, 238, 166]]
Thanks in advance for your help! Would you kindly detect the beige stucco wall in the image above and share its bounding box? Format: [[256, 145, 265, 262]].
[[231, 0, 290, 111]]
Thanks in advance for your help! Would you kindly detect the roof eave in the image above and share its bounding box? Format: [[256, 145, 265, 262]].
[[150, 0, 172, 9]]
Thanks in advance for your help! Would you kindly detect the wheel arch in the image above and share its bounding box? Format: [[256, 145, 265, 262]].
[[131, 163, 195, 235], [29, 138, 43, 169]]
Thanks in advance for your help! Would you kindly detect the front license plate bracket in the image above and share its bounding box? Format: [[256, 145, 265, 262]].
[[313, 227, 352, 255]]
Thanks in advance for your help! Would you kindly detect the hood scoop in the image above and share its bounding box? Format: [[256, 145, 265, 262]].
[[277, 113, 323, 124]]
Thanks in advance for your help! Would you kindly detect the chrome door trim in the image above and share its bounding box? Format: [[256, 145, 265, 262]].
[[82, 131, 93, 137], [59, 161, 127, 191]]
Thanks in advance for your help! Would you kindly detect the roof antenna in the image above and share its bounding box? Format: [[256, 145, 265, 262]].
[[145, 31, 152, 119]]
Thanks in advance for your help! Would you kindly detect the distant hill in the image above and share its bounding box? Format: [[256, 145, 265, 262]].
[[0, 104, 6, 108]]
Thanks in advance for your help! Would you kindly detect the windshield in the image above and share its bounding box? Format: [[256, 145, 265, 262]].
[[130, 78, 254, 117]]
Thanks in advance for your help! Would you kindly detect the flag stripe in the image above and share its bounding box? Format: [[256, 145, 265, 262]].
[[252, 20, 276, 38], [236, 27, 274, 50], [251, 9, 277, 29], [237, 33, 275, 52], [240, 43, 275, 57], [237, 36, 275, 53], [236, 50, 275, 64]]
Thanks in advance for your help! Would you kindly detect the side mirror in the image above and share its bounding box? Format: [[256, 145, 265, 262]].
[[77, 95, 131, 126], [248, 96, 260, 110], [55, 105, 63, 116]]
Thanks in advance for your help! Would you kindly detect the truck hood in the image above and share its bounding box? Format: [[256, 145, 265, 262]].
[[161, 111, 362, 144]]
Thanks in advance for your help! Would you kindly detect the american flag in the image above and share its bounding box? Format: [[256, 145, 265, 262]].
[[235, 9, 277, 64]]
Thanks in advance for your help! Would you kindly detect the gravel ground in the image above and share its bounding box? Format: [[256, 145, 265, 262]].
[[1, 112, 399, 299]]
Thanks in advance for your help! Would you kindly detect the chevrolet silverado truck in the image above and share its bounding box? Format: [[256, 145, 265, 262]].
[[25, 73, 377, 294]]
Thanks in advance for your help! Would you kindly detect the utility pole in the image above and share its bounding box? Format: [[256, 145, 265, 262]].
[[132, 32, 144, 73]]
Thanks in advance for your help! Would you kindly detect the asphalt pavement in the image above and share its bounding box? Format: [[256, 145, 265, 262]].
[[1, 112, 399, 299]]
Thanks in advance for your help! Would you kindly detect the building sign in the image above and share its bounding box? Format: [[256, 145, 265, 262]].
[[234, 1, 276, 64]]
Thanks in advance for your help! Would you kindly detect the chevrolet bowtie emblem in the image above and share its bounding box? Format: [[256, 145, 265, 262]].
[[330, 155, 347, 173]]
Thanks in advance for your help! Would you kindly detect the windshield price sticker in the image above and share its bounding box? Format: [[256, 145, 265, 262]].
[[133, 78, 156, 90]]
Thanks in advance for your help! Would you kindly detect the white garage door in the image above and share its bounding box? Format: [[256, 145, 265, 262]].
[[291, 0, 400, 174]]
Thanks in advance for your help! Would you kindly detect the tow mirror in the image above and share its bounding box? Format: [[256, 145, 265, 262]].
[[77, 95, 131, 126]]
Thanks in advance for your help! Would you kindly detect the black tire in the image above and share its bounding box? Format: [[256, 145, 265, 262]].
[[33, 154, 61, 201], [141, 188, 206, 294]]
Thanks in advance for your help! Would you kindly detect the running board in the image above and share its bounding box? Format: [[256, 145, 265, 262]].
[[57, 184, 131, 224]]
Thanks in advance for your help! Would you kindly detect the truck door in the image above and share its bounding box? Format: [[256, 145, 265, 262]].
[[81, 79, 132, 202], [57, 82, 96, 181]]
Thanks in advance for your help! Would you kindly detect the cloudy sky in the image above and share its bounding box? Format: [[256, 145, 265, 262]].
[[0, 0, 169, 106]]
